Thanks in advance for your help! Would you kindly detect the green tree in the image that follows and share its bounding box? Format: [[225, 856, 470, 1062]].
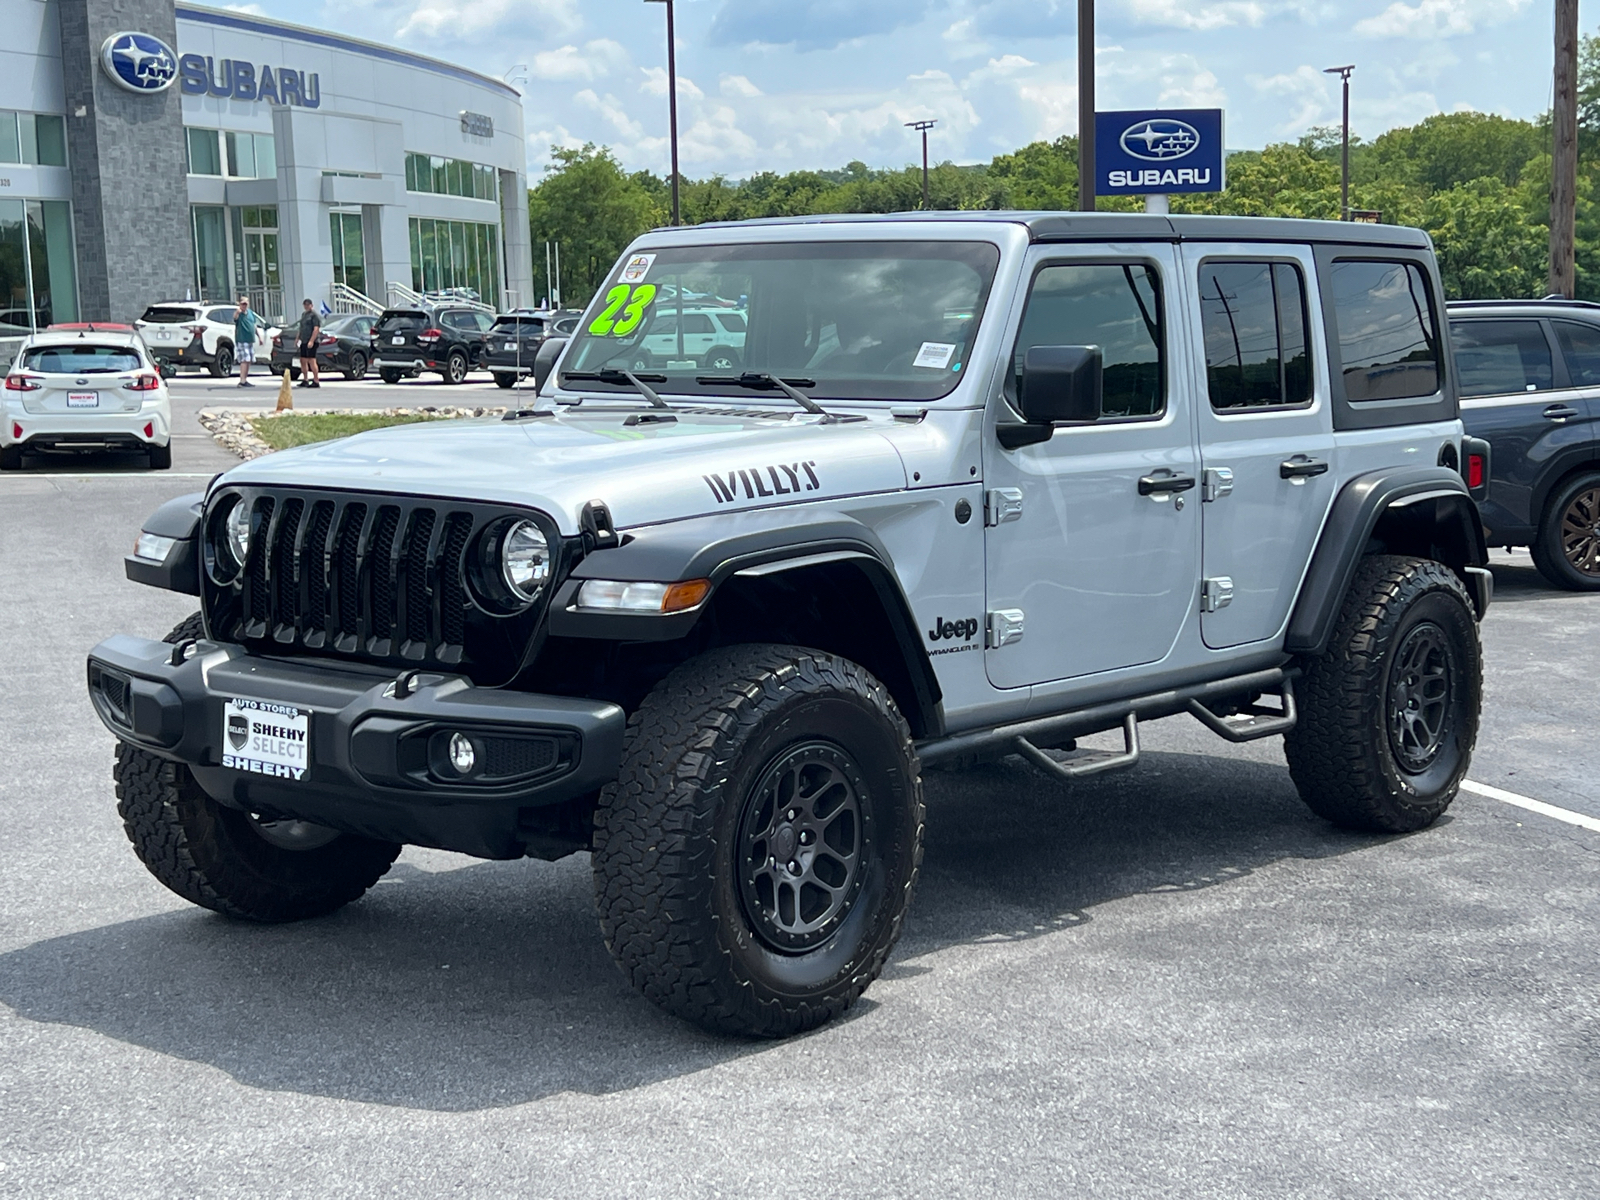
[[1174, 144, 1341, 218], [983, 136, 1079, 209], [1367, 112, 1543, 192], [1420, 177, 1547, 299], [527, 144, 663, 306]]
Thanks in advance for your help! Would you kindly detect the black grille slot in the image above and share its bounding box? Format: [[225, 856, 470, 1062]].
[[403, 509, 438, 646], [245, 496, 275, 631], [302, 500, 335, 633], [368, 506, 402, 642], [481, 735, 557, 778], [334, 502, 367, 637], [439, 513, 473, 647], [272, 498, 305, 632], [97, 670, 130, 724]]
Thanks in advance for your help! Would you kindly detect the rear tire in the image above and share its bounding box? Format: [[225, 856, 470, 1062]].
[[379, 368, 403, 384], [344, 350, 368, 381], [111, 613, 402, 922], [147, 443, 172, 470], [0, 444, 20, 471], [210, 342, 234, 378], [702, 346, 742, 373], [443, 349, 468, 385], [594, 645, 923, 1037], [493, 372, 515, 389], [1285, 555, 1481, 833], [1531, 471, 1600, 591]]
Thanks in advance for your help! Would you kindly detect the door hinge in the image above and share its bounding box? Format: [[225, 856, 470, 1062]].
[[1202, 467, 1234, 502], [1200, 577, 1235, 613], [986, 609, 1025, 647], [985, 488, 1024, 527]]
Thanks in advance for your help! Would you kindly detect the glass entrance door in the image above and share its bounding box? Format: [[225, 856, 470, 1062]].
[[231, 205, 282, 322], [329, 211, 365, 297]]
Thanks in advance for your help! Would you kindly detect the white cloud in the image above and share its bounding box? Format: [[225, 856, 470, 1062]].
[[1119, 0, 1268, 30], [640, 66, 705, 100], [223, 4, 266, 14], [528, 40, 629, 83], [574, 89, 645, 142], [1354, 0, 1531, 39], [941, 18, 991, 60], [1249, 65, 1332, 136], [720, 74, 762, 98], [394, 0, 580, 43]]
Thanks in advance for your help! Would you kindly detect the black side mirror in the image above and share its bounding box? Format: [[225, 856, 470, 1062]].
[[533, 336, 568, 394], [999, 345, 1103, 449]]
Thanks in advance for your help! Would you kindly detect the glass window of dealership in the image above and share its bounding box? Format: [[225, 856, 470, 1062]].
[[0, 109, 79, 334]]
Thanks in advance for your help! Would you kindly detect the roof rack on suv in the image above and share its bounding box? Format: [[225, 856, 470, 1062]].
[[1447, 297, 1600, 310]]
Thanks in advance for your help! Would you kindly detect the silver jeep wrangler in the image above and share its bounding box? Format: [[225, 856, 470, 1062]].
[[90, 213, 1493, 1037]]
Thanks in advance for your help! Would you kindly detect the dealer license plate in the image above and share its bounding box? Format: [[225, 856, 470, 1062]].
[[391, 335, 405, 345], [66, 392, 98, 408], [504, 342, 516, 351], [221, 697, 309, 780]]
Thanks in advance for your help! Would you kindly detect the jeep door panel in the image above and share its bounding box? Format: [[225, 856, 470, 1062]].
[[982, 247, 1200, 688], [1183, 247, 1336, 650]]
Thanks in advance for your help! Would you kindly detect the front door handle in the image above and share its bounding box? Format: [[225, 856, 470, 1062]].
[[1544, 404, 1580, 421], [1279, 455, 1330, 479], [1138, 471, 1197, 496]]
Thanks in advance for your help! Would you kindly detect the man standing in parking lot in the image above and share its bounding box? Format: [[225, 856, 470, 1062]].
[[296, 299, 322, 389], [234, 298, 263, 388]]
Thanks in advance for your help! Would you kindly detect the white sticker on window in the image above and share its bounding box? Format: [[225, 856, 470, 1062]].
[[620, 253, 656, 284], [913, 341, 957, 370]]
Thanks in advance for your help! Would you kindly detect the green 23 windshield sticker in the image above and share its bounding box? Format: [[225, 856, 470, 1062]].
[[588, 283, 658, 337]]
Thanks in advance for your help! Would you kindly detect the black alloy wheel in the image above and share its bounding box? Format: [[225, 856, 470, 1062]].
[[444, 349, 468, 385], [345, 350, 368, 381], [1386, 622, 1454, 773], [211, 343, 234, 378]]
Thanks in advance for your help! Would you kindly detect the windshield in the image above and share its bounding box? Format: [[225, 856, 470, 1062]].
[[23, 344, 143, 373], [562, 240, 1001, 402]]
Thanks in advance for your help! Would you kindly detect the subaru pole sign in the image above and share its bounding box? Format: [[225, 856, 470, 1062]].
[[1094, 108, 1225, 197], [99, 32, 180, 94]]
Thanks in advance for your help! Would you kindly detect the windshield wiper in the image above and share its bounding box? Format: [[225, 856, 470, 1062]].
[[560, 369, 671, 409], [695, 372, 835, 419]]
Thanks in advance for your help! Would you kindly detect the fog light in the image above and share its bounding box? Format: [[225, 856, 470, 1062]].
[[449, 732, 477, 775]]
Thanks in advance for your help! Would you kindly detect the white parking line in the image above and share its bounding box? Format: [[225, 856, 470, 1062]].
[[1461, 780, 1600, 833]]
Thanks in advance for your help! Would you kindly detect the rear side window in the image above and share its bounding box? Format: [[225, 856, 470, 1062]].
[[23, 344, 143, 373], [141, 307, 198, 324], [1328, 260, 1441, 402], [1451, 320, 1554, 397], [206, 308, 236, 324], [1199, 261, 1312, 410], [1553, 320, 1600, 388], [717, 313, 747, 332], [1013, 263, 1165, 419]]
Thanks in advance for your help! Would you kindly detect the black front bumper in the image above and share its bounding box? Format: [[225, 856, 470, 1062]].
[[86, 635, 625, 859]]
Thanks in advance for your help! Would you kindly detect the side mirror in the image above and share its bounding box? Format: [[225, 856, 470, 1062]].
[[532, 336, 568, 394], [1020, 345, 1102, 424]]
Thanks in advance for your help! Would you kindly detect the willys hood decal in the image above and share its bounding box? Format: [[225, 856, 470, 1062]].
[[219, 407, 911, 533]]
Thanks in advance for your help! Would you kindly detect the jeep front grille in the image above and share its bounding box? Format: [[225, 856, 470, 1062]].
[[202, 487, 561, 685]]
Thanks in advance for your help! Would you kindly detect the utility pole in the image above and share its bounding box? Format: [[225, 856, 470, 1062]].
[[1323, 65, 1354, 220], [1078, 0, 1095, 210], [644, 0, 681, 226], [905, 119, 937, 208], [1552, 0, 1579, 298]]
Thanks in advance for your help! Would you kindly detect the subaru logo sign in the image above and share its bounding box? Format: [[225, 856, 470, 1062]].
[[1120, 119, 1200, 162], [99, 32, 179, 94], [1095, 108, 1225, 197]]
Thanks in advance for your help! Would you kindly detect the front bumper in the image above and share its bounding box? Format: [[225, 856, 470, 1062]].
[[4, 404, 170, 449], [86, 635, 626, 859]]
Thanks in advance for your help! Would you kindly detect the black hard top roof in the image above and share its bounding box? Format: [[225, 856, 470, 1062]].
[[667, 210, 1432, 250]]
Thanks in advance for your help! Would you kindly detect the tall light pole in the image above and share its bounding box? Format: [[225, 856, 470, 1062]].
[[905, 119, 937, 209], [1323, 65, 1354, 220], [1552, 0, 1579, 298], [644, 0, 681, 226], [1078, 0, 1094, 211]]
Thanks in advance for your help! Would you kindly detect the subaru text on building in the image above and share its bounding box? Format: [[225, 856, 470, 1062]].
[[89, 213, 1492, 1037]]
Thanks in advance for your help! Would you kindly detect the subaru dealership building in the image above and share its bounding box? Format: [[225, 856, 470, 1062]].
[[1, 0, 533, 331]]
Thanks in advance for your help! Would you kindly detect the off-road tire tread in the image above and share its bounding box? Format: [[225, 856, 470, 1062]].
[[593, 644, 923, 1037], [112, 612, 400, 922], [1285, 555, 1480, 833]]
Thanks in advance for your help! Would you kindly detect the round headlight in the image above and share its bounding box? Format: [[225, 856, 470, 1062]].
[[225, 499, 253, 567], [501, 520, 550, 600]]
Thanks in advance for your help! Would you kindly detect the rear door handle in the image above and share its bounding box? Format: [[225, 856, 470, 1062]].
[[1544, 404, 1580, 421], [1279, 455, 1330, 479], [1138, 471, 1197, 496]]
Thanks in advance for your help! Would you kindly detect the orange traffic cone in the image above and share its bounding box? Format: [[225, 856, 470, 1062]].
[[275, 368, 294, 412]]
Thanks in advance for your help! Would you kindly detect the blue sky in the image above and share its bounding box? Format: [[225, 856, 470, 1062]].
[[251, 0, 1555, 177]]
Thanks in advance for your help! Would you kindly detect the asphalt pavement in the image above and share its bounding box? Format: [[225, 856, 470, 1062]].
[[0, 383, 1596, 1197]]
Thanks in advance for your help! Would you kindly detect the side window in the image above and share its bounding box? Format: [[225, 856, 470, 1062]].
[[683, 313, 716, 335], [1451, 320, 1554, 397], [206, 308, 234, 324], [1328, 260, 1440, 402], [473, 312, 496, 333], [718, 312, 747, 333], [1013, 263, 1164, 419], [1198, 260, 1312, 410], [1553, 320, 1600, 387]]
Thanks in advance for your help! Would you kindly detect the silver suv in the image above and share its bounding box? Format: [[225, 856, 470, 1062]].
[[90, 213, 1492, 1037]]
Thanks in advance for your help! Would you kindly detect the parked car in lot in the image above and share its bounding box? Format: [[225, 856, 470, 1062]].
[[370, 304, 494, 384], [482, 311, 581, 388], [1450, 298, 1600, 590], [624, 306, 747, 372], [135, 302, 255, 378], [96, 213, 1491, 1039], [2, 324, 170, 469], [269, 314, 376, 381]]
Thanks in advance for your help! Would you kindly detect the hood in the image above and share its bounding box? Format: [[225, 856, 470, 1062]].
[[220, 406, 911, 533]]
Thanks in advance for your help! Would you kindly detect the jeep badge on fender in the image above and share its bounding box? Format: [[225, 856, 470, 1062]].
[[88, 211, 1490, 1041]]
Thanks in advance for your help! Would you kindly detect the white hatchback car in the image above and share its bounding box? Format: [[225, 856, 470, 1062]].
[[1, 325, 172, 470]]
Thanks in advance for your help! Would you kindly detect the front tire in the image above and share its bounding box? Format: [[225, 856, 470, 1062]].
[[111, 613, 402, 922], [1285, 555, 1481, 833], [1531, 471, 1600, 591], [594, 645, 923, 1037]]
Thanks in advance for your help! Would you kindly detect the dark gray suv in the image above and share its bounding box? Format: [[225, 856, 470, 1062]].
[[1451, 299, 1600, 590]]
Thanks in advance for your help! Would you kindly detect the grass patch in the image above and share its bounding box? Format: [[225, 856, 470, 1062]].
[[249, 412, 437, 450]]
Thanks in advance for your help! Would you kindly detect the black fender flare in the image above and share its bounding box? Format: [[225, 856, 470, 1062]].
[[1286, 466, 1489, 656], [547, 509, 944, 735], [123, 491, 205, 596]]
